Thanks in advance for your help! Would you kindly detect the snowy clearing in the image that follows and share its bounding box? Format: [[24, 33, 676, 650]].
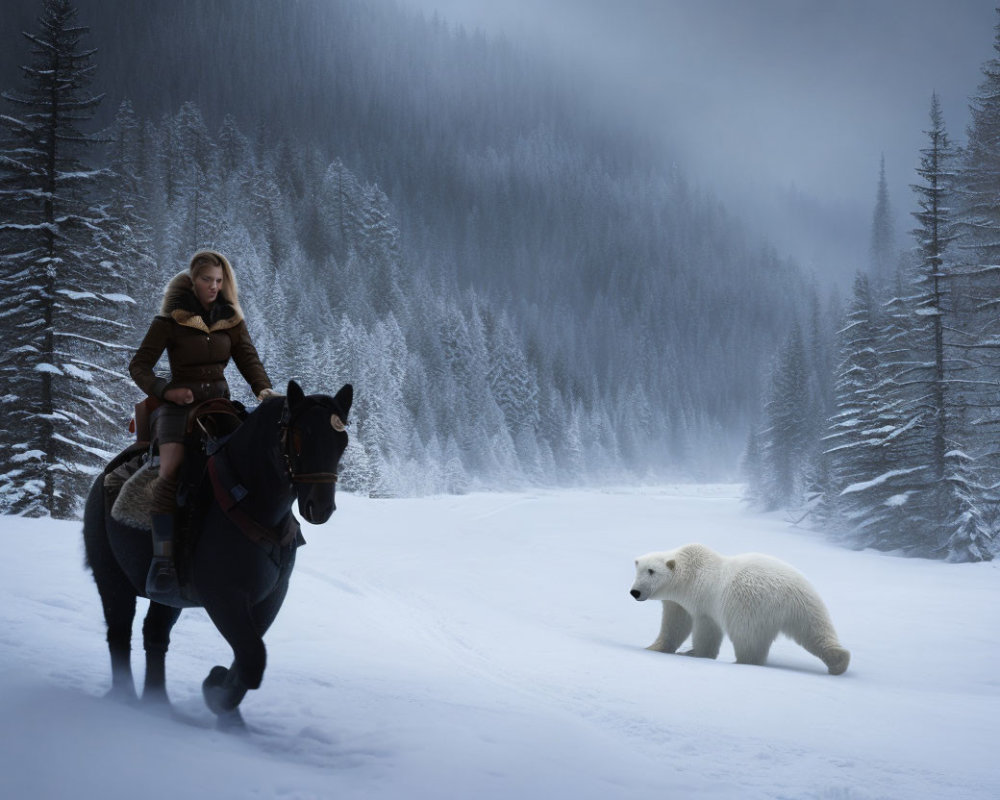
[[1, 485, 998, 799]]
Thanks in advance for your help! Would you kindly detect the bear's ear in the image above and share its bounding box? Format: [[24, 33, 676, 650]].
[[666, 559, 676, 571]]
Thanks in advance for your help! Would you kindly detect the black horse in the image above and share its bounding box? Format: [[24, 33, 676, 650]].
[[83, 380, 352, 728]]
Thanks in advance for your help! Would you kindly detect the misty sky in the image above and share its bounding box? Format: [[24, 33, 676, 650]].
[[400, 0, 998, 284]]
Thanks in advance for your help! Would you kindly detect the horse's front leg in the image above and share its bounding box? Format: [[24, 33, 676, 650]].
[[201, 575, 291, 727], [141, 602, 182, 705], [200, 589, 267, 723], [202, 660, 249, 731]]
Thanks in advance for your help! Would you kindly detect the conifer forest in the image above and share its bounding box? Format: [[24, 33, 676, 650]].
[[1, 0, 999, 562]]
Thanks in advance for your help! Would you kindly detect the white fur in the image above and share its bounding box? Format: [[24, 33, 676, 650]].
[[630, 544, 850, 675], [108, 459, 158, 531]]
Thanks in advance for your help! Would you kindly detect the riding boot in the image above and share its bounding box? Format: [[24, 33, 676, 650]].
[[146, 476, 180, 600]]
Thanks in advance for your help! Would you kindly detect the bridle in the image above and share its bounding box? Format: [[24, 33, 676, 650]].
[[278, 398, 345, 485]]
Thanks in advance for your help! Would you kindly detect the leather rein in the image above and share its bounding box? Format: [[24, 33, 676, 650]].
[[278, 398, 343, 485], [206, 396, 345, 548]]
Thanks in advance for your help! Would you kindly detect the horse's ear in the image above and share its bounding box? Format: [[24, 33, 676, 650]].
[[286, 380, 305, 407], [333, 383, 353, 420]]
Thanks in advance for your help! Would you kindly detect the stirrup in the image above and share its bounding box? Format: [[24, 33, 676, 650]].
[[145, 556, 179, 599]]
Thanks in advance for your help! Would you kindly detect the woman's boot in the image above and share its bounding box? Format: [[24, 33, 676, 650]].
[[146, 475, 180, 600]]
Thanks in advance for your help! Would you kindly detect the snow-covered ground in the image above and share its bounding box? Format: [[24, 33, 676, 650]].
[[1, 485, 997, 799]]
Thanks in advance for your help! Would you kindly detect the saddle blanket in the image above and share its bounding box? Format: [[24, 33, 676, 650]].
[[106, 457, 158, 532]]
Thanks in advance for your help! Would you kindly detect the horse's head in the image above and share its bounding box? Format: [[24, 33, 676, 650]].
[[280, 380, 353, 524]]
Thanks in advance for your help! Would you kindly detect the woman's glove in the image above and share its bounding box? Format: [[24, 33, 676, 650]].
[[164, 387, 194, 405], [257, 388, 281, 402]]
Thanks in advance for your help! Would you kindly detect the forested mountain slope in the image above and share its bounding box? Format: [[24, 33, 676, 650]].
[[0, 0, 810, 505]]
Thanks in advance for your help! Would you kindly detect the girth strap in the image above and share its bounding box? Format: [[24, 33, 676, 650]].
[[207, 451, 300, 548]]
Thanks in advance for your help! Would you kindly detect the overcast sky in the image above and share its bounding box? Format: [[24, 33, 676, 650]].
[[399, 0, 998, 284]]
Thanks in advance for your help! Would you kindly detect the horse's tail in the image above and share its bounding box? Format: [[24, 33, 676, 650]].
[[82, 472, 107, 573]]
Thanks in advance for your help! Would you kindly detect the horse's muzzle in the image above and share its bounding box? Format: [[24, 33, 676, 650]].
[[298, 489, 335, 524]]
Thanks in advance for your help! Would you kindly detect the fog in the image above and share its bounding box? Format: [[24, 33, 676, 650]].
[[401, 0, 997, 284], [3, 0, 998, 498]]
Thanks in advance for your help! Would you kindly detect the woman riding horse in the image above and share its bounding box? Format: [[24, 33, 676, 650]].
[[129, 250, 277, 600], [84, 380, 352, 727]]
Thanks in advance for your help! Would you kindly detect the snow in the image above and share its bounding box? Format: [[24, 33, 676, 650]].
[[32, 362, 64, 375], [99, 293, 136, 304], [62, 363, 94, 381], [57, 289, 99, 301], [839, 467, 925, 496], [9, 450, 45, 464], [884, 492, 912, 507], [1, 485, 998, 799]]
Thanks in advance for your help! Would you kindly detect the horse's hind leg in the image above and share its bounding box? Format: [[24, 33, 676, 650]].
[[99, 585, 138, 701], [141, 602, 182, 704], [83, 482, 138, 702]]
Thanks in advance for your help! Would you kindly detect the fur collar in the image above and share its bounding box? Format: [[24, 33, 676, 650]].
[[159, 271, 244, 333]]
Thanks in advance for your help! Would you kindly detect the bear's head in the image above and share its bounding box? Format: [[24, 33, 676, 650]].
[[629, 551, 678, 601]]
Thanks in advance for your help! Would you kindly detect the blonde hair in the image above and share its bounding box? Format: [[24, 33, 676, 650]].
[[188, 250, 242, 316]]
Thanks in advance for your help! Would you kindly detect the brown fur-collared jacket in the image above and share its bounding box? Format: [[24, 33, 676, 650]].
[[129, 272, 272, 403]]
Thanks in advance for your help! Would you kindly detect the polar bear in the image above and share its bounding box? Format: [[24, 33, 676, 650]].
[[630, 544, 850, 675]]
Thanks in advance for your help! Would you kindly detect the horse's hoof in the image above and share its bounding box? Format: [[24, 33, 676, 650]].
[[202, 665, 232, 715], [204, 665, 228, 688], [141, 687, 172, 709], [216, 708, 248, 734], [104, 685, 138, 705]]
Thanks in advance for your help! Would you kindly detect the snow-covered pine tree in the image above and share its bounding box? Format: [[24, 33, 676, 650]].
[[215, 114, 255, 238], [902, 93, 994, 559], [104, 99, 157, 332], [0, 0, 129, 517], [354, 314, 412, 494], [754, 323, 815, 510], [359, 182, 403, 316], [869, 282, 935, 548], [910, 94, 958, 489], [321, 158, 362, 264], [799, 285, 839, 511], [822, 274, 919, 547], [486, 310, 540, 443], [248, 148, 296, 270], [162, 102, 224, 261], [869, 155, 897, 291], [949, 14, 1000, 555], [941, 446, 993, 561]]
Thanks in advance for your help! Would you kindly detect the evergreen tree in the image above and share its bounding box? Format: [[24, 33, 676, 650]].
[[910, 94, 957, 489], [949, 13, 1000, 554], [359, 182, 402, 316], [823, 275, 904, 543], [869, 154, 896, 290], [956, 12, 1000, 271], [162, 102, 224, 261], [104, 99, 156, 331], [941, 448, 993, 561], [321, 158, 362, 262], [896, 92, 986, 558], [0, 0, 127, 517], [487, 311, 540, 438], [764, 324, 815, 508]]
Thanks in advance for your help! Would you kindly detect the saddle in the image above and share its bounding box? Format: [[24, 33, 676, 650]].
[[108, 397, 302, 552], [108, 398, 248, 531], [184, 398, 245, 447], [127, 396, 244, 448]]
